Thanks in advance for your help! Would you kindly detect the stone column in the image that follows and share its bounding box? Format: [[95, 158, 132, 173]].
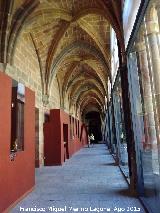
[[136, 41, 156, 148], [155, 2, 160, 30], [145, 22, 160, 130], [155, 3, 160, 55], [136, 40, 159, 174], [39, 108, 45, 166], [144, 20, 160, 173]]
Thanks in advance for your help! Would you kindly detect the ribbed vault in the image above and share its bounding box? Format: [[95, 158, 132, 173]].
[[0, 0, 123, 119]]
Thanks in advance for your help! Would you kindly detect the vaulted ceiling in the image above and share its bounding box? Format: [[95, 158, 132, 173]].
[[0, 0, 123, 117]]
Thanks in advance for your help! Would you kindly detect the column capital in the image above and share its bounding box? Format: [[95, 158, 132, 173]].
[[42, 94, 49, 106], [155, 0, 160, 9], [144, 21, 159, 34], [134, 41, 146, 52], [0, 63, 7, 72]]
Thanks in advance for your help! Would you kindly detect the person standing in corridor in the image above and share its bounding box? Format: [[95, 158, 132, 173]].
[[89, 133, 95, 147]]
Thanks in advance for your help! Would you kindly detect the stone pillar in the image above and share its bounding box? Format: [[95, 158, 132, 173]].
[[156, 3, 160, 30], [144, 21, 160, 173], [136, 41, 156, 147], [110, 88, 117, 155], [136, 40, 159, 174], [145, 22, 160, 130], [155, 3, 160, 54]]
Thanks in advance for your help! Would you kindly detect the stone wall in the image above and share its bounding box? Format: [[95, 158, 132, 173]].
[[1, 31, 63, 166], [0, 27, 80, 166]]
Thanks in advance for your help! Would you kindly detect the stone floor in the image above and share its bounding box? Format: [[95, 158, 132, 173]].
[[11, 144, 146, 213]]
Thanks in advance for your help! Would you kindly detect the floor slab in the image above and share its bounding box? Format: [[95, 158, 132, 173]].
[[11, 144, 146, 213]]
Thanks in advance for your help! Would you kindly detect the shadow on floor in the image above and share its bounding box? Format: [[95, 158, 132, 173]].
[[115, 188, 137, 198], [100, 162, 117, 166]]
